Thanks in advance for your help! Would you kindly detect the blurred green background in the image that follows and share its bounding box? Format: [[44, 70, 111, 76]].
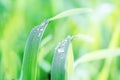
[[0, 0, 120, 80]]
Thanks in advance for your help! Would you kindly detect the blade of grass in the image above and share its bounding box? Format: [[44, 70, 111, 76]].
[[20, 20, 49, 80], [51, 36, 74, 80], [97, 25, 120, 80], [72, 34, 94, 43], [51, 34, 94, 80], [49, 8, 92, 21], [74, 48, 120, 68]]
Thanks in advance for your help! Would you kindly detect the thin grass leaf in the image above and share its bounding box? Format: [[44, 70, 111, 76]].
[[97, 25, 120, 80], [74, 48, 120, 68], [51, 36, 74, 80], [20, 20, 49, 80], [40, 35, 52, 47], [49, 8, 92, 21], [72, 34, 94, 43]]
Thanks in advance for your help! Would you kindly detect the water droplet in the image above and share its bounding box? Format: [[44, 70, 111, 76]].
[[61, 39, 67, 46], [62, 42, 65, 46], [64, 39, 67, 42], [40, 28, 44, 31], [57, 48, 64, 53], [41, 22, 45, 26]]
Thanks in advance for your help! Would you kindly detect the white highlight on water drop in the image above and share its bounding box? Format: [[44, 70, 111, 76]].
[[57, 48, 64, 53], [64, 39, 67, 42], [40, 28, 44, 31]]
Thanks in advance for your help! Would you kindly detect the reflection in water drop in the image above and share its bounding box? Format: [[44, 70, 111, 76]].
[[57, 48, 64, 53], [62, 40, 66, 46], [41, 22, 45, 27], [64, 39, 67, 42], [40, 28, 44, 31]]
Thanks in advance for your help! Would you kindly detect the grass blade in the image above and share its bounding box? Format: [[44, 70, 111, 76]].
[[72, 34, 94, 43], [20, 20, 49, 80], [51, 36, 74, 80], [49, 8, 92, 21], [97, 25, 120, 80], [74, 48, 120, 68]]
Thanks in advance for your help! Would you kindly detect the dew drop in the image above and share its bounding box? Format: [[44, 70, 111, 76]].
[[57, 48, 64, 53], [61, 39, 67, 46], [62, 43, 65, 46], [41, 22, 45, 26], [40, 28, 44, 31], [64, 39, 67, 42]]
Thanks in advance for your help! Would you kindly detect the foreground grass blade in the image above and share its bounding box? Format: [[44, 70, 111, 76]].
[[20, 20, 49, 80], [49, 8, 92, 21], [74, 48, 120, 68], [51, 36, 74, 80]]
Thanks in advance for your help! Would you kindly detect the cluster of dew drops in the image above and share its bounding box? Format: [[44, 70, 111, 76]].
[[56, 36, 72, 59], [37, 22, 45, 37], [33, 24, 44, 38], [33, 20, 47, 38]]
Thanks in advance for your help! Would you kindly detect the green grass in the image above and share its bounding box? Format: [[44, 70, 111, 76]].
[[0, 0, 120, 80], [51, 36, 73, 80], [20, 20, 49, 80]]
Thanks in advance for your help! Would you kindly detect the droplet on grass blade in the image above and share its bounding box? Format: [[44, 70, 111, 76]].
[[51, 34, 94, 80], [51, 36, 74, 80], [20, 20, 50, 80], [40, 28, 44, 31], [57, 48, 65, 53]]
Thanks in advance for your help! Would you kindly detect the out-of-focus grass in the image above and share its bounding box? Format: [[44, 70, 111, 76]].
[[0, 0, 120, 80]]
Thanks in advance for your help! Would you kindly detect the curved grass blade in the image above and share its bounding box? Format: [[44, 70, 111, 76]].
[[51, 36, 74, 80], [49, 8, 92, 21], [97, 25, 120, 80], [72, 34, 94, 43], [20, 20, 49, 80], [74, 48, 120, 68]]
